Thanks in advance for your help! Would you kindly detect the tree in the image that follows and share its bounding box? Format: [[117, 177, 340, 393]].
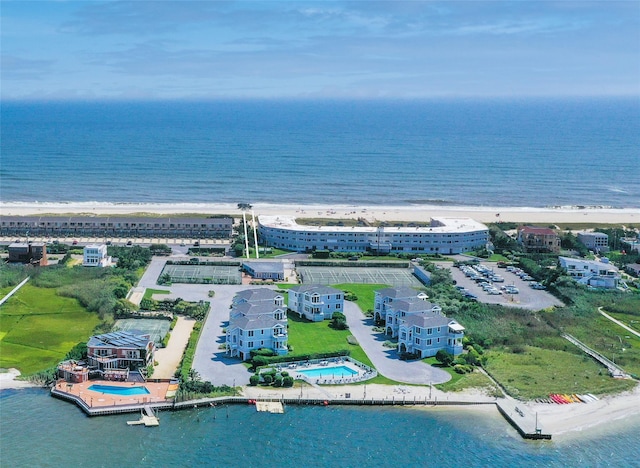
[[188, 368, 201, 382], [435, 349, 454, 367]]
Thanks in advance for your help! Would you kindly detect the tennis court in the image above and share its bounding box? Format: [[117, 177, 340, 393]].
[[298, 266, 422, 287], [113, 318, 170, 344], [160, 264, 242, 285]]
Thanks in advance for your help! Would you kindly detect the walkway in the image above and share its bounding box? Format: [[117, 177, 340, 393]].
[[342, 301, 451, 385], [598, 307, 640, 339], [153, 316, 196, 379], [563, 334, 630, 379], [0, 276, 30, 306]]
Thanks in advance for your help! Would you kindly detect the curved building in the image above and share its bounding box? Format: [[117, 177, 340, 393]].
[[258, 215, 489, 255]]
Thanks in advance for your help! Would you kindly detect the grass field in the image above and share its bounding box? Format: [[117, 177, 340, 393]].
[[285, 312, 397, 385], [484, 346, 637, 400], [143, 288, 171, 300], [0, 284, 100, 374], [422, 357, 500, 394]]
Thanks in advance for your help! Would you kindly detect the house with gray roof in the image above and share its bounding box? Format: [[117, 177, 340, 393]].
[[288, 285, 344, 322], [373, 287, 429, 327], [232, 288, 284, 307], [87, 330, 155, 377], [398, 313, 465, 358], [227, 289, 288, 360], [242, 261, 284, 281]]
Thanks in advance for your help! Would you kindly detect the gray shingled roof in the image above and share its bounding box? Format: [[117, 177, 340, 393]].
[[376, 287, 418, 299], [234, 288, 282, 302], [402, 313, 452, 329], [289, 285, 342, 295], [243, 262, 284, 273], [231, 315, 287, 330], [232, 301, 284, 317], [391, 297, 439, 313]]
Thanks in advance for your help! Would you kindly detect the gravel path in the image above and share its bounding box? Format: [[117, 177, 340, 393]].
[[153, 316, 196, 379]]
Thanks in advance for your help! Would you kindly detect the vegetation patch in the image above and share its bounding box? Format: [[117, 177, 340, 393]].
[[0, 285, 100, 374], [484, 346, 637, 399]]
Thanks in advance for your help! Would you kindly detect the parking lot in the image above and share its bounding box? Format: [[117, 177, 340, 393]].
[[442, 261, 564, 310]]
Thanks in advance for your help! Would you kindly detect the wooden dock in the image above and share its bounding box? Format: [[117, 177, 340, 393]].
[[255, 401, 284, 413], [496, 399, 551, 440], [51, 387, 552, 440]]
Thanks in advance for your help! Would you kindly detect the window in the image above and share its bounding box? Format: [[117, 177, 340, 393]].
[[248, 330, 254, 337], [248, 342, 253, 348], [336, 303, 341, 309], [426, 339, 432, 346], [415, 338, 421, 345], [427, 328, 432, 335]]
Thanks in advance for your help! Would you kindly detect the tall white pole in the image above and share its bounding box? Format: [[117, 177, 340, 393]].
[[251, 210, 259, 259], [242, 211, 250, 259]]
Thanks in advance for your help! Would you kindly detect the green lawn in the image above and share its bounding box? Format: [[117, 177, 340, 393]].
[[561, 314, 640, 377], [0, 285, 100, 374], [332, 283, 390, 312], [421, 357, 500, 394], [143, 288, 171, 300], [484, 346, 637, 400]]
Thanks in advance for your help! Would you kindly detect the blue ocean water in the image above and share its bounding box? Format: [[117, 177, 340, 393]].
[[1, 99, 638, 207], [1, 389, 640, 467]]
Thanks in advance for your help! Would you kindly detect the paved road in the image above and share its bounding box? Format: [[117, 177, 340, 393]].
[[342, 301, 451, 385], [136, 258, 252, 386]]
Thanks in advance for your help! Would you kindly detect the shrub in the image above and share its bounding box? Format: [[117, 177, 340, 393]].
[[262, 374, 273, 385], [273, 375, 284, 387], [435, 349, 454, 367], [249, 374, 260, 386], [283, 376, 294, 387], [250, 348, 277, 357]]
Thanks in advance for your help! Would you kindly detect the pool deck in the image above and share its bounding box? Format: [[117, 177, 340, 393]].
[[52, 379, 174, 415]]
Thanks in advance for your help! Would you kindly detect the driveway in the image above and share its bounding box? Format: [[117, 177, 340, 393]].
[[342, 301, 451, 385], [135, 258, 252, 386], [190, 285, 255, 386]]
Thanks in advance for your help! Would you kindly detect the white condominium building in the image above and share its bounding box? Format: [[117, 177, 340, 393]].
[[258, 216, 489, 255]]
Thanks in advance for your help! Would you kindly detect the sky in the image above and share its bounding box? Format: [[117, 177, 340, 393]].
[[1, 0, 639, 100]]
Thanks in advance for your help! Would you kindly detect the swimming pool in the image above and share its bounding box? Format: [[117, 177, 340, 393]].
[[296, 365, 358, 379], [88, 384, 150, 396]]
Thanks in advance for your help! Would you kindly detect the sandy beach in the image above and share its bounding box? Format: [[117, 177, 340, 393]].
[[244, 381, 640, 439], [0, 369, 37, 390], [1, 202, 638, 225]]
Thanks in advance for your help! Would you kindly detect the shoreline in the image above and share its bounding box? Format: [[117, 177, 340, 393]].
[[6, 379, 639, 440], [2, 201, 639, 224]]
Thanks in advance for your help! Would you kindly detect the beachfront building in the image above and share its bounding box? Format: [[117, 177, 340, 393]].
[[227, 289, 288, 360], [625, 263, 640, 277], [7, 242, 47, 265], [397, 313, 465, 358], [87, 331, 155, 379], [577, 232, 609, 253], [0, 215, 233, 239], [374, 287, 463, 357], [257, 216, 489, 255], [373, 287, 427, 324], [232, 288, 285, 307], [83, 244, 112, 267], [288, 285, 343, 321], [242, 261, 284, 281], [559, 256, 621, 289], [517, 226, 561, 253]]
